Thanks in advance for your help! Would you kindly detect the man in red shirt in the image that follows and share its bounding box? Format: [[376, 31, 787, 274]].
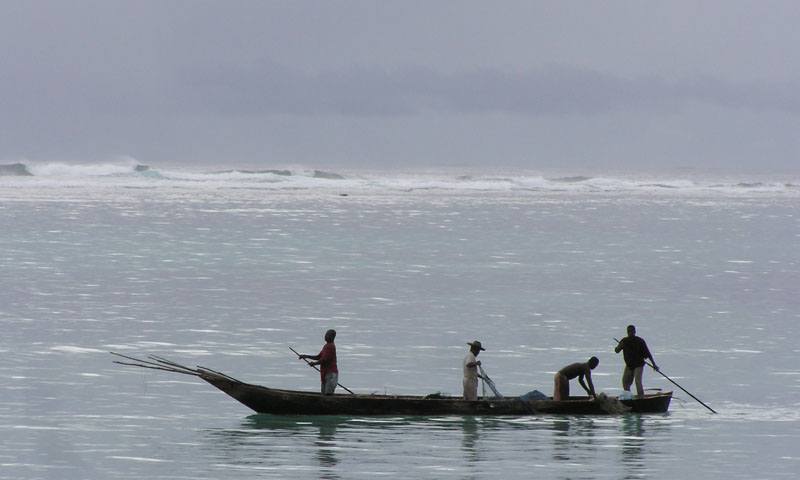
[[299, 329, 339, 395]]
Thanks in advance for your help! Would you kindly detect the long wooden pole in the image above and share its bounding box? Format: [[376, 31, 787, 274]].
[[289, 347, 355, 395], [614, 338, 717, 413], [648, 361, 717, 414]]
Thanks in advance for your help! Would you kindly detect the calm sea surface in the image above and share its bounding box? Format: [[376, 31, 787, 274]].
[[1, 168, 799, 479]]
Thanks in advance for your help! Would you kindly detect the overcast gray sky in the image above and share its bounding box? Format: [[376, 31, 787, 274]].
[[2, 0, 799, 171]]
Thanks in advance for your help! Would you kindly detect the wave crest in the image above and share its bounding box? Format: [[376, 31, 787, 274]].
[[2, 161, 798, 195]]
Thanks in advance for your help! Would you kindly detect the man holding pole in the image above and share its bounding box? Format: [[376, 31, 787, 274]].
[[298, 329, 339, 395], [615, 325, 658, 398]]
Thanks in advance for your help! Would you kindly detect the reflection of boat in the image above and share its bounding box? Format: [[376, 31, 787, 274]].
[[111, 353, 671, 415]]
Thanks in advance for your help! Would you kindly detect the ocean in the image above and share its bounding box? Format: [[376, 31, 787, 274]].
[[1, 162, 798, 479]]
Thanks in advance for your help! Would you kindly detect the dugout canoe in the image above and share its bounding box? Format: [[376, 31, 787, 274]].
[[111, 353, 672, 415], [201, 374, 672, 415]]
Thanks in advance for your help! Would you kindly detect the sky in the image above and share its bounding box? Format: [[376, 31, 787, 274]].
[[2, 0, 799, 172]]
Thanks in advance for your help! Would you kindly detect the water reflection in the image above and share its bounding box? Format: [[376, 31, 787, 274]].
[[248, 414, 344, 479], [549, 417, 597, 463], [542, 413, 675, 480], [203, 414, 347, 479], [199, 413, 674, 479], [312, 417, 340, 475], [621, 414, 645, 473], [460, 417, 480, 463], [619, 414, 672, 479]]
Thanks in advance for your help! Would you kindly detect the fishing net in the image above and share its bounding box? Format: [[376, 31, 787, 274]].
[[596, 392, 631, 414], [479, 365, 503, 399]]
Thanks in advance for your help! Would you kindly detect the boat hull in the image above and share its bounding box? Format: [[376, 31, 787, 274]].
[[202, 376, 672, 416]]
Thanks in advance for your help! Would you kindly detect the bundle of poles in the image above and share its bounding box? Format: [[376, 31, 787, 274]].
[[109, 352, 241, 383]]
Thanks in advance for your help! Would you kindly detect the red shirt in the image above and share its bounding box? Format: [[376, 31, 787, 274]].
[[318, 343, 338, 380]]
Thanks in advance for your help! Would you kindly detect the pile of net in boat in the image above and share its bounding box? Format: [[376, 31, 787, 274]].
[[596, 392, 632, 414], [519, 389, 549, 402]]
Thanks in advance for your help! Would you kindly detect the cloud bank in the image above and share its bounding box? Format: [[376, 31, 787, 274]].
[[6, 59, 799, 118]]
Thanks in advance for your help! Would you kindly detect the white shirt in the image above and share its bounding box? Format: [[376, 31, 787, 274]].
[[463, 352, 478, 380]]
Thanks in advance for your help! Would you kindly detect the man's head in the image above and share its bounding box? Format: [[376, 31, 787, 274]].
[[325, 329, 336, 343], [588, 356, 599, 369], [627, 325, 636, 337], [467, 340, 485, 354]]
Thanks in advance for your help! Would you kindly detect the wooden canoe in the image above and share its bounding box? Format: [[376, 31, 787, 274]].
[[111, 353, 672, 415], [201, 373, 672, 415], [201, 375, 672, 416]]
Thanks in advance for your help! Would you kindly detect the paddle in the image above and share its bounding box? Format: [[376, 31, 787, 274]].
[[289, 347, 355, 395], [614, 338, 717, 413]]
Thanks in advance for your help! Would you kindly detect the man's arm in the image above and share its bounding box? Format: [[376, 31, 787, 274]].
[[643, 341, 659, 371], [648, 355, 659, 371], [579, 372, 597, 398], [465, 360, 483, 378], [586, 371, 596, 397], [300, 348, 325, 365]]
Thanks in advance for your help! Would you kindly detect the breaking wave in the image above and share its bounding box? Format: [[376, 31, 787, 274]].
[[1, 161, 798, 195]]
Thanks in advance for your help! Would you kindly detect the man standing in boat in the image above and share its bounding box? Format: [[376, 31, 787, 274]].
[[299, 329, 339, 395], [615, 325, 659, 398], [463, 341, 485, 400], [554, 356, 599, 401]]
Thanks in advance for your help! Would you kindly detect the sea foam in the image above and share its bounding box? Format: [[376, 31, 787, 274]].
[[2, 161, 798, 196]]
